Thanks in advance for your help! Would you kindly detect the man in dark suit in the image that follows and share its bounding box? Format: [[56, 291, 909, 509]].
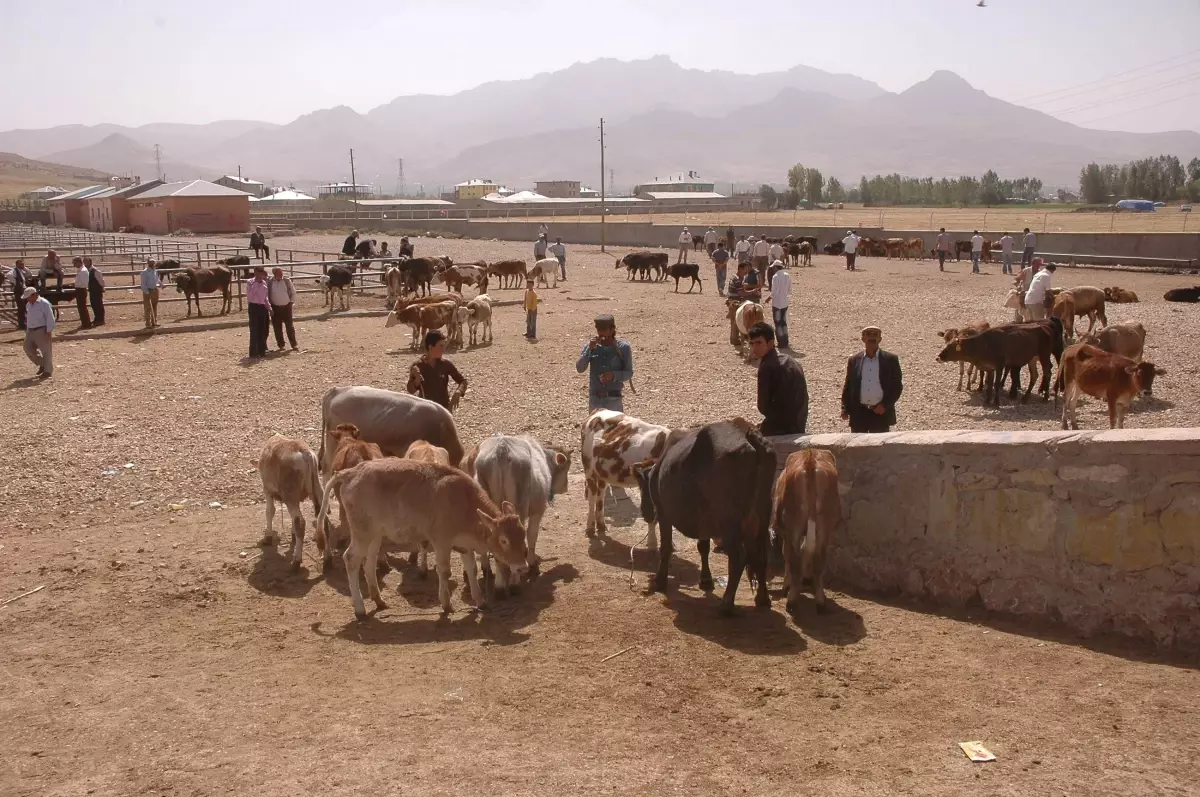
[[840, 326, 903, 433]]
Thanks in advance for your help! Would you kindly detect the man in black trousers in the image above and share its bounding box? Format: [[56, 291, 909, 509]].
[[840, 325, 903, 433]]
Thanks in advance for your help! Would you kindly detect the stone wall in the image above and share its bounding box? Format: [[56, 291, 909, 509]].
[[767, 429, 1200, 649]]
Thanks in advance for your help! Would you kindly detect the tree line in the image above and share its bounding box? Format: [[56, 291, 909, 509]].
[[1078, 155, 1200, 204], [760, 164, 1043, 209]]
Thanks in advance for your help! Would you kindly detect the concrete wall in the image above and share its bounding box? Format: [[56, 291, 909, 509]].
[[0, 210, 51, 224], [288, 218, 1200, 263], [768, 429, 1200, 649], [166, 196, 250, 234]]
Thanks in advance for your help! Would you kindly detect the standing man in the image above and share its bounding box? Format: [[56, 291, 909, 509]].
[[703, 226, 718, 256], [398, 236, 414, 258], [246, 265, 272, 359], [140, 259, 161, 329], [748, 322, 808, 435], [725, 226, 735, 257], [341, 230, 360, 258], [767, 238, 784, 267], [576, 314, 633, 412], [1021, 227, 1037, 269], [524, 277, 541, 339], [711, 238, 730, 296], [534, 233, 549, 263], [84, 257, 105, 326], [268, 266, 299, 351], [677, 228, 691, 264], [769, 259, 792, 349], [842, 230, 860, 271], [1023, 260, 1055, 321], [407, 331, 468, 411], [10, 259, 30, 330], [997, 231, 1015, 275], [934, 227, 952, 272], [548, 236, 568, 281], [72, 257, 91, 328], [752, 234, 770, 272], [538, 222, 549, 240], [970, 230, 984, 274], [840, 326, 903, 434], [22, 286, 55, 379], [249, 226, 270, 262], [734, 233, 752, 267]]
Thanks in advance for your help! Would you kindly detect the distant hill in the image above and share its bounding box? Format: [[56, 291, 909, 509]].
[[42, 133, 211, 183], [1, 57, 1198, 189], [0, 152, 112, 199]]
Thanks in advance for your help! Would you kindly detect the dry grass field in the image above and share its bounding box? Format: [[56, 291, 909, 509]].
[[2, 234, 1198, 796], [467, 205, 1200, 234]]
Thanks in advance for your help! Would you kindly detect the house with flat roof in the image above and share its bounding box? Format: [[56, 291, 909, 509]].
[[214, 174, 268, 197]]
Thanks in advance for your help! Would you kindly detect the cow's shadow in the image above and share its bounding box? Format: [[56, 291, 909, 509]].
[[587, 530, 702, 583], [246, 543, 323, 598], [664, 588, 807, 655], [321, 562, 580, 647], [778, 593, 867, 646]]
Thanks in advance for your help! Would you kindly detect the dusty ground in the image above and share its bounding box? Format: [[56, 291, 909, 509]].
[[2, 236, 1198, 796]]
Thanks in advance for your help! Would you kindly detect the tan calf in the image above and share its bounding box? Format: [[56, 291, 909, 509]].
[[404, 439, 451, 466], [258, 435, 323, 571], [936, 321, 990, 391], [772, 449, 840, 613], [1079, 321, 1146, 362], [317, 459, 529, 618], [1058, 344, 1165, 429], [316, 423, 384, 570]]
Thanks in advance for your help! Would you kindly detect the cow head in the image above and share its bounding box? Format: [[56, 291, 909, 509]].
[[477, 501, 529, 571], [173, 272, 190, 292], [936, 340, 965, 364], [632, 459, 658, 526], [1132, 362, 1166, 397], [543, 445, 572, 498]]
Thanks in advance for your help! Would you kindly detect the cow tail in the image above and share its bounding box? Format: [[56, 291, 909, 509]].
[[309, 451, 324, 519], [314, 470, 345, 548], [740, 422, 778, 564]]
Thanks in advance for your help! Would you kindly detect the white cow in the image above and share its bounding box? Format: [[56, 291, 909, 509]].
[[466, 294, 493, 345], [258, 434, 323, 571], [530, 257, 560, 289], [581, 409, 673, 549]]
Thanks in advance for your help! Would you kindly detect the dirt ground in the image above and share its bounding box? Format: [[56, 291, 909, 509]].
[[2, 235, 1198, 796]]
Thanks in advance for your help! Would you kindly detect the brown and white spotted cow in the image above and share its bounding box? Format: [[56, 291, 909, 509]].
[[581, 409, 672, 549]]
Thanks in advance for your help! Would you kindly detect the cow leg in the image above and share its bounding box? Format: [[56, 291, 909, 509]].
[[694, 538, 715, 591], [652, 522, 673, 593], [362, 536, 387, 611], [1021, 361, 1036, 403], [1039, 353, 1052, 400], [782, 533, 797, 611], [435, 545, 455, 614], [196, 293, 204, 317], [344, 538, 370, 619], [673, 276, 680, 293], [720, 539, 747, 616], [525, 509, 545, 576], [261, 497, 277, 546], [1110, 400, 1121, 429], [461, 549, 487, 609], [584, 477, 600, 536], [285, 500, 305, 572], [956, 361, 965, 391], [1008, 364, 1022, 400]]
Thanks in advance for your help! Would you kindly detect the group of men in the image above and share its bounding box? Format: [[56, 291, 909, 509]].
[[533, 232, 568, 280], [245, 265, 302, 358], [933, 227, 1038, 274], [13, 250, 111, 380]]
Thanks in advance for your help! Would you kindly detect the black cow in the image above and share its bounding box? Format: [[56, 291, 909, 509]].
[[618, 251, 668, 281], [664, 263, 702, 293], [1164, 286, 1200, 302], [635, 418, 776, 615], [822, 242, 845, 256], [937, 319, 1062, 406], [222, 255, 251, 267], [400, 257, 438, 297], [322, 264, 355, 310], [174, 266, 233, 316]]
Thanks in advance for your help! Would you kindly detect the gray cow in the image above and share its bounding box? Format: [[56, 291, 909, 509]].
[[318, 386, 465, 476], [468, 435, 570, 597]]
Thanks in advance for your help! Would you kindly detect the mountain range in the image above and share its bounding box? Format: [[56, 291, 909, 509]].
[[3, 56, 1198, 191]]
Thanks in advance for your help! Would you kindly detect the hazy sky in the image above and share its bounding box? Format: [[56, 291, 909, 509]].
[[4, 0, 1199, 133]]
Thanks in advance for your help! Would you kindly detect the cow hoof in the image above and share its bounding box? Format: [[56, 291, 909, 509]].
[[289, 560, 302, 574], [258, 535, 276, 547], [718, 603, 739, 618], [785, 599, 800, 615], [815, 601, 830, 615], [651, 575, 668, 593], [755, 593, 772, 609], [354, 611, 369, 622], [699, 577, 715, 592], [508, 583, 522, 597]]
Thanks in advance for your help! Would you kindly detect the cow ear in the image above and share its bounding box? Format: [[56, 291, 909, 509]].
[[955, 343, 962, 351], [554, 452, 567, 466], [937, 331, 946, 339], [1155, 367, 1166, 375], [476, 508, 497, 530], [1124, 365, 1137, 375], [500, 500, 516, 515]]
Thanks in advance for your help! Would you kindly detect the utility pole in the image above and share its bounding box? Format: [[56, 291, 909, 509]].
[[237, 164, 242, 181], [396, 158, 405, 196], [153, 144, 163, 181], [599, 117, 606, 253], [349, 148, 359, 220], [610, 168, 615, 196]]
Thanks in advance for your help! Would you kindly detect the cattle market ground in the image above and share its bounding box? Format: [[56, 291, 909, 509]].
[[2, 237, 1198, 796]]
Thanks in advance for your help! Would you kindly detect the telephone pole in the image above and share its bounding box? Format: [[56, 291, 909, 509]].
[[153, 144, 163, 181], [396, 158, 406, 196], [237, 164, 242, 181], [599, 117, 607, 253], [349, 148, 359, 220]]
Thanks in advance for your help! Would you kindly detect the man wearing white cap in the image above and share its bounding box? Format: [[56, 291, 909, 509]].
[[22, 286, 56, 379], [677, 228, 692, 264]]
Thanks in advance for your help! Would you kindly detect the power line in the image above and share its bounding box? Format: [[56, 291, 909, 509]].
[[1050, 70, 1200, 117], [1014, 47, 1200, 103], [1070, 88, 1200, 126], [1026, 56, 1200, 109]]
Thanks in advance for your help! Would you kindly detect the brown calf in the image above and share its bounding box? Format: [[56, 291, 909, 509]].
[[772, 449, 840, 614], [1079, 321, 1146, 362], [936, 320, 1059, 405], [1104, 286, 1139, 303], [1058, 344, 1165, 429], [404, 439, 451, 466], [936, 321, 991, 391], [258, 435, 323, 571], [315, 423, 384, 570]]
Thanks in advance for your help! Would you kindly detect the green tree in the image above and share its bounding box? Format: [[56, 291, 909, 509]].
[[1079, 163, 1106, 204], [759, 184, 779, 209], [1188, 157, 1200, 183], [804, 168, 824, 203], [787, 163, 806, 192], [979, 169, 1004, 205], [859, 176, 872, 205], [780, 189, 801, 210], [825, 177, 845, 203]]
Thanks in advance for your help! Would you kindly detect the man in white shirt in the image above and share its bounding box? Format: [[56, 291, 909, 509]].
[[548, 237, 568, 280], [1023, 261, 1055, 321], [140, 259, 161, 329], [769, 259, 793, 349], [767, 238, 784, 265], [677, 228, 692, 264], [934, 227, 952, 272], [997, 231, 1015, 275], [22, 286, 56, 379], [72, 256, 92, 328], [733, 234, 752, 266], [752, 236, 770, 271], [703, 226, 718, 255], [969, 230, 984, 274], [268, 266, 299, 351], [1021, 228, 1037, 269], [841, 230, 860, 271]]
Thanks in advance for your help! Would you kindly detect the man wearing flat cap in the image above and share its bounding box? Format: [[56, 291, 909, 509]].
[[840, 325, 902, 433], [22, 286, 55, 379], [576, 314, 633, 413]]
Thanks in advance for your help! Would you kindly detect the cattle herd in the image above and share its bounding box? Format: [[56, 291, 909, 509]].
[[257, 384, 840, 623]]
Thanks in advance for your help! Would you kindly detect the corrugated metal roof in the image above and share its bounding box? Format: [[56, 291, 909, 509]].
[[455, 179, 498, 187], [353, 198, 455, 207], [480, 194, 647, 204], [642, 191, 728, 200], [48, 185, 108, 201], [131, 179, 254, 199], [219, 174, 264, 186], [258, 190, 315, 201]]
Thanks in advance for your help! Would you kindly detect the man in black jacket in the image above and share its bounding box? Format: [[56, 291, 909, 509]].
[[749, 322, 808, 436], [341, 230, 359, 257], [840, 325, 903, 433]]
